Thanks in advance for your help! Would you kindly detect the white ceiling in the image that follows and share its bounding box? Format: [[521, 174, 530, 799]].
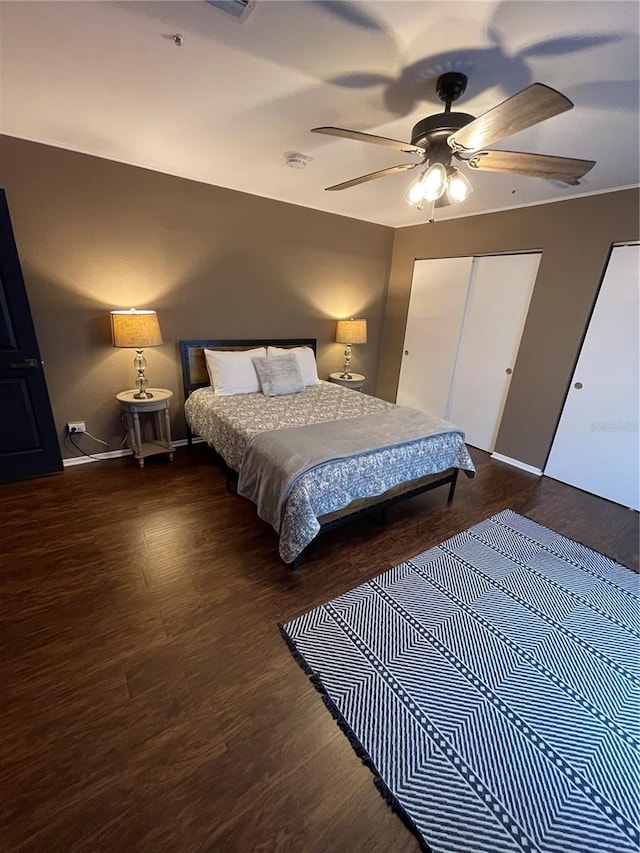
[[1, 0, 638, 227]]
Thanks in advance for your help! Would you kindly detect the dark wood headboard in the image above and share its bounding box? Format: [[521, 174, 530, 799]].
[[179, 338, 317, 398]]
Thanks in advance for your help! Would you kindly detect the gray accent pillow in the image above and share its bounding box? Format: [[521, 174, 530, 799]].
[[252, 353, 305, 396]]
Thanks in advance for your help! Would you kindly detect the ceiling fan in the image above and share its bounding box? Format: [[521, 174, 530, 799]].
[[311, 73, 595, 208]]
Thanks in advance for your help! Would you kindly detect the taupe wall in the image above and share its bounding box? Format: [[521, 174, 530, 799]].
[[0, 136, 393, 459], [2, 133, 637, 470], [377, 188, 639, 469]]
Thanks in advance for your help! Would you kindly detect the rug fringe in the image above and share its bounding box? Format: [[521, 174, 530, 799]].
[[278, 623, 432, 853]]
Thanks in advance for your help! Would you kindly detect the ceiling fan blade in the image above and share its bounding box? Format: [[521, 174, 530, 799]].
[[449, 83, 573, 153], [325, 162, 420, 191], [467, 150, 595, 185], [312, 126, 423, 155]]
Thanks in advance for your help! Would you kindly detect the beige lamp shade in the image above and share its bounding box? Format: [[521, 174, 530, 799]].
[[335, 318, 367, 345], [111, 309, 163, 348]]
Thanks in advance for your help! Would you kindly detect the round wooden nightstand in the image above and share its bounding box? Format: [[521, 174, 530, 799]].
[[116, 389, 174, 468], [329, 372, 365, 391]]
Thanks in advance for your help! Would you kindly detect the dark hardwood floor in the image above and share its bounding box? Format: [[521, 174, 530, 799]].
[[1, 445, 637, 852]]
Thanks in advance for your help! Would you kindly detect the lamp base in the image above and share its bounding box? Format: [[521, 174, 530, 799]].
[[133, 349, 153, 399], [341, 344, 353, 380]]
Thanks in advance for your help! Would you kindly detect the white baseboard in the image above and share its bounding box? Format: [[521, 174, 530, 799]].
[[63, 448, 131, 466], [490, 452, 542, 476], [62, 437, 204, 467]]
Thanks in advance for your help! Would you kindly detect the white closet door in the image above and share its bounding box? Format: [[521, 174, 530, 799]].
[[447, 253, 541, 452], [545, 244, 639, 510], [396, 257, 473, 416]]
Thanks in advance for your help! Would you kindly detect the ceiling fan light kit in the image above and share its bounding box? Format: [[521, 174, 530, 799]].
[[311, 71, 595, 213], [407, 162, 474, 210]]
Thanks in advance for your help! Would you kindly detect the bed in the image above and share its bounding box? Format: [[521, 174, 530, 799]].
[[180, 339, 475, 567]]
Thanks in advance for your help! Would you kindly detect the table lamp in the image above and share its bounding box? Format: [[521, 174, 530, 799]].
[[111, 308, 163, 399], [335, 318, 367, 379]]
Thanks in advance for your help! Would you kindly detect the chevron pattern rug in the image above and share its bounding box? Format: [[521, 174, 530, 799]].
[[280, 510, 640, 853]]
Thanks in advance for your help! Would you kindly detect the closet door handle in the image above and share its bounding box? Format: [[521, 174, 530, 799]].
[[505, 368, 513, 375], [404, 350, 409, 356], [574, 382, 583, 389]]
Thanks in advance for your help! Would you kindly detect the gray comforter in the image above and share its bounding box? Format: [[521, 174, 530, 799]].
[[238, 407, 467, 532], [185, 382, 475, 562]]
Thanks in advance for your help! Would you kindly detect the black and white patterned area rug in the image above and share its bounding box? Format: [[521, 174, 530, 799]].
[[280, 510, 640, 853]]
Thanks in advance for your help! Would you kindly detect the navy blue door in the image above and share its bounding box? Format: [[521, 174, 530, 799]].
[[0, 188, 62, 482]]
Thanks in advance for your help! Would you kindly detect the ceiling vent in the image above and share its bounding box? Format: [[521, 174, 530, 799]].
[[205, 0, 257, 22]]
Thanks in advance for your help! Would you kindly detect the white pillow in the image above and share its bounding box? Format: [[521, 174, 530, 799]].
[[267, 346, 319, 386], [204, 347, 267, 396]]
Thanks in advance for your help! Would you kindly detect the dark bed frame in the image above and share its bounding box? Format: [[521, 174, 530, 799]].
[[179, 338, 459, 568]]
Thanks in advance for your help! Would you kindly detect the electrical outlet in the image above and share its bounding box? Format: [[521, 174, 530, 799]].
[[68, 421, 86, 434]]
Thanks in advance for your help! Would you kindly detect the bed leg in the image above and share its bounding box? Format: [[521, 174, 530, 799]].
[[447, 468, 459, 504], [289, 556, 301, 571], [226, 469, 236, 494], [186, 427, 193, 449]]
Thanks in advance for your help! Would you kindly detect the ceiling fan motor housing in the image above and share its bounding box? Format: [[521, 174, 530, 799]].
[[411, 71, 474, 158], [411, 112, 475, 153]]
